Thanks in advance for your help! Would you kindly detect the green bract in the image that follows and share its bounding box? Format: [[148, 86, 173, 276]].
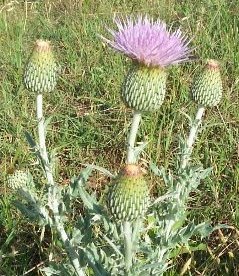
[[122, 64, 167, 112], [24, 40, 57, 94], [191, 59, 222, 107], [6, 169, 31, 190], [107, 164, 150, 221]]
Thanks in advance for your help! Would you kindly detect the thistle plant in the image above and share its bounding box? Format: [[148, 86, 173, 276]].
[[181, 59, 223, 168], [102, 16, 192, 271], [24, 40, 57, 179], [6, 17, 227, 276], [23, 40, 85, 276]]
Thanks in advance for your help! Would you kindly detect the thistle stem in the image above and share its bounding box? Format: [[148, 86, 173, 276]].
[[132, 218, 142, 250], [123, 221, 133, 271], [181, 106, 205, 169], [55, 220, 85, 276], [124, 111, 142, 271], [126, 111, 142, 164], [36, 94, 54, 186], [36, 94, 85, 276]]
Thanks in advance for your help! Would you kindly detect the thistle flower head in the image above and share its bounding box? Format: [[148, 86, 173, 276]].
[[103, 16, 191, 67]]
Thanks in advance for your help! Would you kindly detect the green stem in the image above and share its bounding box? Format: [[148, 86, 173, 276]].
[[126, 111, 142, 164], [123, 221, 133, 272], [181, 106, 205, 169]]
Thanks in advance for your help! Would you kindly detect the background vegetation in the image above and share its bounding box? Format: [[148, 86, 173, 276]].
[[0, 0, 238, 275]]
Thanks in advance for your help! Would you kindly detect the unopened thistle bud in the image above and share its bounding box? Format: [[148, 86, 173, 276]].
[[6, 169, 32, 190], [107, 164, 150, 221], [24, 40, 57, 94], [191, 59, 222, 107]]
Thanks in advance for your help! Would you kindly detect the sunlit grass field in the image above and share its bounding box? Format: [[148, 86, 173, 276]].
[[0, 0, 238, 275]]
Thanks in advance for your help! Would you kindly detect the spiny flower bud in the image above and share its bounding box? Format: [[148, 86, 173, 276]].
[[107, 164, 150, 221], [122, 64, 167, 112], [24, 40, 57, 94], [191, 59, 222, 107], [6, 169, 32, 190]]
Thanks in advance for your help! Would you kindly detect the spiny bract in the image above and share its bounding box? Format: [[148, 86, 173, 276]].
[[6, 169, 32, 190], [107, 164, 150, 221], [122, 65, 167, 111], [191, 59, 222, 107], [24, 40, 57, 94]]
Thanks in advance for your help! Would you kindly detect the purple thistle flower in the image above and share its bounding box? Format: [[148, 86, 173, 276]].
[[102, 16, 191, 67]]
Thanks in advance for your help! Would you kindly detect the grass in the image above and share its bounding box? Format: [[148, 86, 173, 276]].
[[0, 0, 238, 275]]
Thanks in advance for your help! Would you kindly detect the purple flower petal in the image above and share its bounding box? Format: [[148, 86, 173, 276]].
[[102, 16, 192, 67]]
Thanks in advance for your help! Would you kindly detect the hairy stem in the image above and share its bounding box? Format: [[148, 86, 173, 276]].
[[124, 111, 142, 271], [126, 111, 142, 164], [181, 106, 205, 169], [55, 219, 85, 276], [132, 218, 142, 251], [123, 221, 133, 272], [36, 94, 85, 276], [36, 94, 54, 187]]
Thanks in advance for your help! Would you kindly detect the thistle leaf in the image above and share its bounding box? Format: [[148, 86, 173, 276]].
[[81, 164, 115, 178], [194, 222, 229, 238], [13, 201, 41, 222], [24, 131, 37, 149], [44, 115, 53, 130], [133, 141, 148, 161]]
